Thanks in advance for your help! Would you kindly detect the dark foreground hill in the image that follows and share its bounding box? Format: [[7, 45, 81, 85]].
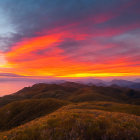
[[0, 104, 140, 140], [0, 98, 68, 131], [0, 100, 140, 132]]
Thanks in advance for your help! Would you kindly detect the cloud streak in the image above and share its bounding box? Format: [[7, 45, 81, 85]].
[[0, 0, 139, 78]]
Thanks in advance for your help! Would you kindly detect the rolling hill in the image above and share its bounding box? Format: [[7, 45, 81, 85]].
[[0, 98, 68, 131], [0, 82, 139, 140], [0, 82, 140, 107], [0, 103, 140, 140]]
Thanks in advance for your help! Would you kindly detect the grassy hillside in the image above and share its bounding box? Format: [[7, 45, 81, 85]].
[[0, 83, 79, 107], [0, 100, 139, 132], [0, 98, 68, 131], [66, 101, 140, 116], [0, 82, 139, 139], [0, 104, 140, 140]]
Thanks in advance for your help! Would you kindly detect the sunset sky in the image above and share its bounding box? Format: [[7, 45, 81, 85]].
[[0, 0, 140, 80]]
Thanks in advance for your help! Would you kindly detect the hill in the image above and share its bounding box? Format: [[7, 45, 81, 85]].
[[67, 101, 140, 116], [0, 82, 139, 139], [0, 103, 140, 140], [0, 82, 140, 107], [0, 98, 68, 131], [0, 100, 139, 132]]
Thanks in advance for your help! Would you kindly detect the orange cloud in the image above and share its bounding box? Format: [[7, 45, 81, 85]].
[[2, 30, 140, 78]]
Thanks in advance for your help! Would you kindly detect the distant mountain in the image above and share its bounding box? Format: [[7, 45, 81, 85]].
[[109, 79, 140, 90], [134, 79, 140, 83], [110, 79, 135, 86], [71, 79, 140, 90], [74, 78, 105, 85]]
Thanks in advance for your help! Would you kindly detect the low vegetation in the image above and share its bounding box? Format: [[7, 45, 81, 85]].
[[0, 98, 68, 131], [68, 101, 140, 116], [0, 105, 140, 140], [0, 82, 139, 140]]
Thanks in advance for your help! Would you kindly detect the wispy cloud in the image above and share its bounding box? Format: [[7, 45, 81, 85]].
[[0, 0, 139, 78]]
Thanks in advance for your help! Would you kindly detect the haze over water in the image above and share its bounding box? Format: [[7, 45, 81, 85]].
[[0, 81, 35, 96]]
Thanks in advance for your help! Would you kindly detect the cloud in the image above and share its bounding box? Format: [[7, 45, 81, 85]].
[[0, 0, 139, 78], [0, 0, 139, 50]]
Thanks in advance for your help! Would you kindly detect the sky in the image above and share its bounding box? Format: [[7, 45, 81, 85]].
[[0, 0, 140, 82]]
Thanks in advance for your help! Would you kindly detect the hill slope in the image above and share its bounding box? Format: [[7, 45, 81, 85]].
[[0, 100, 139, 132], [0, 82, 140, 107], [0, 82, 140, 139], [0, 98, 68, 131], [0, 104, 140, 140], [68, 101, 140, 116]]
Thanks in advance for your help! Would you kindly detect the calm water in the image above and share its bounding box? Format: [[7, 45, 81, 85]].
[[0, 81, 35, 96]]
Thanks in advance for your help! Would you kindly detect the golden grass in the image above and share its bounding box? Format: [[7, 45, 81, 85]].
[[67, 101, 140, 116], [0, 98, 69, 131], [0, 103, 140, 140]]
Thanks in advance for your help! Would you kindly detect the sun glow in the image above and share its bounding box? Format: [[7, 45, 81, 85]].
[[1, 31, 139, 78], [57, 72, 140, 78], [0, 53, 9, 68]]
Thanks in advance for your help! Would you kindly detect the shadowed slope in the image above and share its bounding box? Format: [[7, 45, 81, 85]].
[[0, 98, 68, 131]]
